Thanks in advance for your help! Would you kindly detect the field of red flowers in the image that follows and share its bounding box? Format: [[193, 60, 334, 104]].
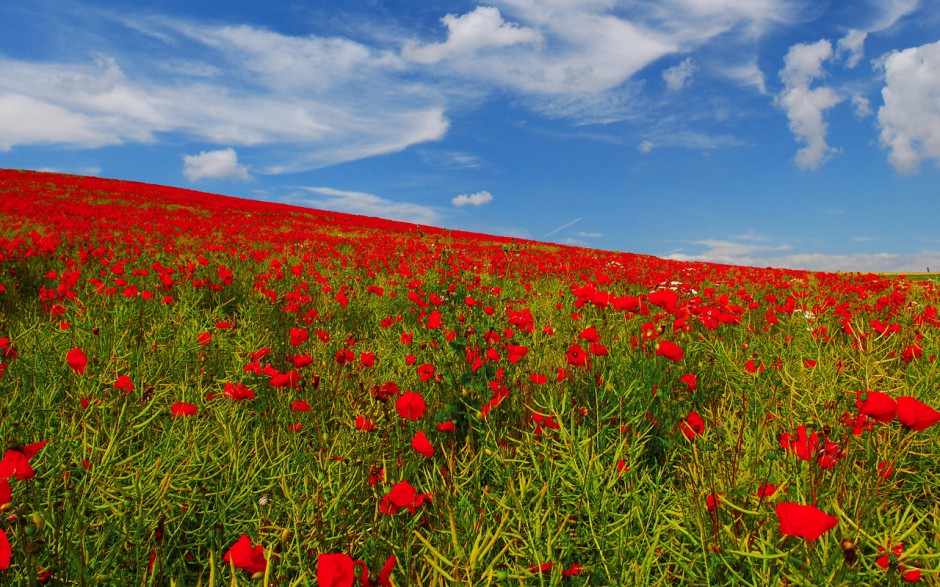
[[0, 168, 938, 585]]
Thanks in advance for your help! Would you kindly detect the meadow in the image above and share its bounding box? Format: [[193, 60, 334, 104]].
[[0, 169, 937, 586]]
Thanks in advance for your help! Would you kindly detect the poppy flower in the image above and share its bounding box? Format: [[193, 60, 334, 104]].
[[170, 402, 198, 417], [66, 347, 87, 374], [396, 392, 427, 421], [113, 374, 133, 394], [756, 483, 778, 498], [291, 400, 311, 412], [901, 344, 923, 363], [435, 420, 455, 433], [896, 396, 940, 431], [0, 441, 45, 481], [565, 344, 588, 367], [0, 527, 9, 571], [648, 289, 679, 311], [289, 327, 308, 346], [656, 340, 683, 362], [706, 493, 721, 512], [224, 382, 255, 401], [379, 480, 432, 515], [0, 478, 10, 506], [857, 391, 897, 424], [196, 332, 211, 346], [776, 502, 838, 540], [355, 416, 376, 431], [222, 534, 267, 574], [680, 373, 697, 391], [411, 431, 434, 457], [317, 553, 359, 587], [679, 411, 705, 439]]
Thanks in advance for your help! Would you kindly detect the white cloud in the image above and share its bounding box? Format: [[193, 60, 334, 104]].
[[292, 187, 440, 225], [852, 94, 873, 118], [576, 231, 604, 238], [663, 57, 696, 91], [776, 40, 842, 170], [401, 0, 798, 121], [0, 22, 448, 172], [403, 7, 542, 64], [877, 40, 940, 173], [836, 29, 867, 68], [868, 0, 920, 32], [722, 58, 767, 93], [451, 191, 494, 207], [664, 239, 940, 272], [182, 148, 251, 181], [638, 140, 655, 153]]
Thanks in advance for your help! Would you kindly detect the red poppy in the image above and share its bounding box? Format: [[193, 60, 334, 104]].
[[411, 431, 434, 457], [0, 442, 45, 481], [776, 502, 838, 540], [170, 402, 198, 417], [113, 374, 133, 394], [317, 553, 357, 587], [396, 392, 427, 421], [648, 289, 679, 311], [0, 527, 9, 571], [656, 340, 684, 362], [565, 344, 588, 367], [435, 420, 455, 433], [379, 480, 432, 515], [66, 347, 87, 374], [706, 493, 721, 512], [857, 391, 897, 423], [901, 343, 923, 363], [291, 400, 311, 412], [196, 332, 211, 346], [0, 478, 10, 506], [679, 411, 705, 439], [355, 416, 377, 431], [680, 373, 697, 391], [896, 396, 940, 431], [289, 327, 308, 347], [222, 534, 267, 574], [756, 483, 778, 498], [224, 382, 255, 401], [360, 352, 377, 367]]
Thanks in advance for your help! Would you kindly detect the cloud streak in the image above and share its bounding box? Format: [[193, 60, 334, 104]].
[[291, 187, 441, 225]]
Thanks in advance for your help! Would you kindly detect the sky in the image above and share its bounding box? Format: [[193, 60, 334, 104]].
[[2, 0, 940, 273]]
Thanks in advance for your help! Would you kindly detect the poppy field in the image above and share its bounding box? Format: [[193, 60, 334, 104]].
[[0, 168, 938, 586]]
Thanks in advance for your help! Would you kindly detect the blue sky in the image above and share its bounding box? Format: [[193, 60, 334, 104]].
[[2, 0, 940, 272]]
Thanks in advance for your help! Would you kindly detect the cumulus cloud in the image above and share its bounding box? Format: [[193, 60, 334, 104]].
[[182, 148, 251, 181], [403, 7, 542, 64], [877, 40, 940, 173], [663, 57, 696, 91], [451, 191, 494, 207], [852, 94, 873, 118], [776, 40, 842, 170], [292, 187, 440, 225]]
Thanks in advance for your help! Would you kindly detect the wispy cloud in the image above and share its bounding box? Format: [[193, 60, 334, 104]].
[[0, 17, 449, 171], [289, 187, 441, 225], [543, 217, 582, 238], [664, 237, 940, 272]]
